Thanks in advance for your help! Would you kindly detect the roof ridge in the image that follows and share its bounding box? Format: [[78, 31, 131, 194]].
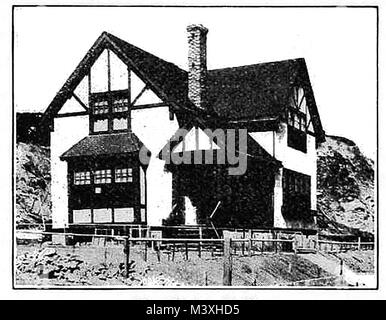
[[208, 58, 305, 74]]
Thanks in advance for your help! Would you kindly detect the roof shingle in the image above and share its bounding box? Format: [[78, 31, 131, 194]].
[[60, 132, 148, 159]]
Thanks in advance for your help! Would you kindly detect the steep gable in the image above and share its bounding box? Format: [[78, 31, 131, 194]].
[[207, 58, 325, 143], [41, 32, 199, 128]]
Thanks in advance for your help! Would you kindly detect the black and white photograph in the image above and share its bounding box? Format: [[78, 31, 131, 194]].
[[2, 2, 383, 299]]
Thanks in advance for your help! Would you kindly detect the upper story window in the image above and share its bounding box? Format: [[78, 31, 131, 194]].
[[94, 169, 112, 184], [287, 87, 307, 153], [90, 90, 130, 134], [93, 100, 109, 115], [115, 168, 133, 183], [113, 98, 129, 112], [93, 119, 108, 132], [74, 171, 91, 185], [73, 167, 134, 185]]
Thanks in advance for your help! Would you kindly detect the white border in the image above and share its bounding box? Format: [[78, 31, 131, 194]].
[[1, 0, 384, 300]]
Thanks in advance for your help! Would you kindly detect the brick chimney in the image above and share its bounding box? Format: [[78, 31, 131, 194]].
[[187, 24, 208, 110]]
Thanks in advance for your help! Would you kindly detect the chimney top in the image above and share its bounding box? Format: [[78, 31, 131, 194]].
[[187, 24, 208, 111], [187, 24, 208, 35]]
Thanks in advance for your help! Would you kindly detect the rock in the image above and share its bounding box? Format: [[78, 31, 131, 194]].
[[317, 135, 374, 235], [38, 248, 57, 259]]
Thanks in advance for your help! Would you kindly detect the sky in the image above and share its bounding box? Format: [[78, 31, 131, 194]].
[[13, 6, 377, 159]]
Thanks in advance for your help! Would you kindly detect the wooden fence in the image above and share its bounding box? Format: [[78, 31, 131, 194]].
[[316, 239, 374, 252], [16, 229, 375, 286]]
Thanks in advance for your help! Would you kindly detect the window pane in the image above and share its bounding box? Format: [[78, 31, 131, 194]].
[[115, 167, 133, 183], [141, 208, 146, 222], [114, 207, 134, 223], [300, 117, 306, 131], [93, 100, 109, 114], [93, 208, 112, 223], [94, 169, 112, 184], [93, 119, 108, 132], [112, 98, 129, 112], [74, 171, 91, 185], [73, 209, 92, 223], [113, 118, 128, 130]]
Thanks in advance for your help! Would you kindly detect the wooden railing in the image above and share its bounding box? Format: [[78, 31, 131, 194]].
[[16, 229, 375, 286]]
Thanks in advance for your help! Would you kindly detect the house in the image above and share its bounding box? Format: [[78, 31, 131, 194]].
[[41, 25, 325, 234]]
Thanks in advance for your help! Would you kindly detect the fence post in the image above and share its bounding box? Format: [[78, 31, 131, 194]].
[[315, 233, 319, 252], [185, 241, 189, 260], [241, 229, 245, 256], [144, 240, 147, 262], [249, 238, 252, 257], [293, 238, 297, 255], [223, 230, 232, 286], [156, 241, 161, 262], [198, 227, 202, 258], [340, 259, 344, 276], [358, 237, 361, 251], [124, 238, 130, 278]]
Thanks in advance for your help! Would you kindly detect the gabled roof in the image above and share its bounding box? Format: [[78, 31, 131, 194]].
[[208, 59, 299, 120], [42, 32, 324, 142], [207, 58, 325, 142], [41, 31, 198, 127], [60, 132, 149, 159]]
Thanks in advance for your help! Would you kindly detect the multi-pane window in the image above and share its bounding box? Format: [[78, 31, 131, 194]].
[[93, 100, 109, 114], [74, 171, 91, 185], [283, 169, 310, 196], [287, 87, 307, 153], [94, 169, 112, 184], [288, 110, 306, 132], [115, 168, 133, 183], [282, 168, 311, 221], [90, 90, 130, 134], [113, 98, 129, 113]]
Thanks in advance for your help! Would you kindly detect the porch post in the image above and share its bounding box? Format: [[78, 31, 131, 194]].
[[273, 168, 286, 228]]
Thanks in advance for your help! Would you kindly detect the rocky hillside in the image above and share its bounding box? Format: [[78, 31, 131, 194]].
[[16, 142, 51, 225], [317, 135, 375, 236]]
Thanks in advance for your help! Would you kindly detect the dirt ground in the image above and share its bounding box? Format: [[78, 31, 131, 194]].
[[334, 250, 375, 274], [15, 242, 354, 287]]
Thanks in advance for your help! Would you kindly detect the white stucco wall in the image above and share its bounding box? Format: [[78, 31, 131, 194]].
[[132, 106, 179, 226], [51, 46, 180, 227], [249, 123, 317, 227], [51, 116, 89, 228], [273, 168, 286, 228]]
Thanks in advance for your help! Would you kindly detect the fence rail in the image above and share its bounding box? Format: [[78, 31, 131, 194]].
[[316, 239, 375, 252], [16, 229, 375, 286]]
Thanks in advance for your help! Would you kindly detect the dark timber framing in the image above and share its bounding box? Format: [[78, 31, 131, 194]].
[[67, 154, 147, 225]]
